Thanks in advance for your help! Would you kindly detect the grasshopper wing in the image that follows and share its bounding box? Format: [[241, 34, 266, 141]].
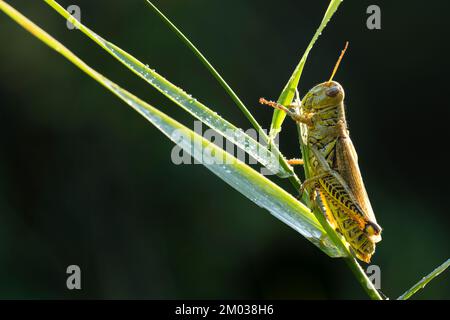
[[335, 133, 378, 225]]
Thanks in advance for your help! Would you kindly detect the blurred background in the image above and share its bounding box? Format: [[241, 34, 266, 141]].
[[0, 0, 448, 299]]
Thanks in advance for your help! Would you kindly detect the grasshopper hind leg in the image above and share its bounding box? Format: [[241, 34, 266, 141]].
[[315, 189, 339, 231]]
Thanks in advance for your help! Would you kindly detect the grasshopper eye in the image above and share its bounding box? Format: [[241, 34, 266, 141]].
[[326, 86, 340, 97]]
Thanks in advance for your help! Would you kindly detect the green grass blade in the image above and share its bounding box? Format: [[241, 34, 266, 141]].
[[0, 0, 345, 257], [142, 0, 302, 187], [44, 0, 290, 178], [397, 259, 450, 300], [145, 0, 263, 140], [270, 0, 343, 137]]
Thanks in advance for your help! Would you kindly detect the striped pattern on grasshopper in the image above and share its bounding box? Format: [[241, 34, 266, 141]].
[[260, 49, 382, 262]]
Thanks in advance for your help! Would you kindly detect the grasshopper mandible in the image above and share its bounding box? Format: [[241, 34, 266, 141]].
[[260, 42, 382, 262]]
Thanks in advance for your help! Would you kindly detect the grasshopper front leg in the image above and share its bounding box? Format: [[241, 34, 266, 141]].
[[259, 98, 315, 126]]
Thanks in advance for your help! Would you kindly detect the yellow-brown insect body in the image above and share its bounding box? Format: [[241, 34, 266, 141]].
[[301, 81, 381, 262]]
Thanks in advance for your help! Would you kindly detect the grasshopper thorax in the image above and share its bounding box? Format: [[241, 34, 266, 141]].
[[301, 81, 345, 111]]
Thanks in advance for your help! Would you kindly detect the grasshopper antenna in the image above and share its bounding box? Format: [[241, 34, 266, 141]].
[[328, 41, 349, 83]]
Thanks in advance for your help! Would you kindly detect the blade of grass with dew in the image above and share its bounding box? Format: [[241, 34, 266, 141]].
[[397, 259, 450, 300], [144, 0, 263, 143], [270, 0, 343, 138], [0, 0, 346, 258], [142, 0, 301, 186], [44, 0, 291, 178]]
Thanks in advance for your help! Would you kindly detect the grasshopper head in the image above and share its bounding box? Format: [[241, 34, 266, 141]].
[[301, 81, 345, 110]]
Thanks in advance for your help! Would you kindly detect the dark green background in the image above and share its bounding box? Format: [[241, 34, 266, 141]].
[[0, 0, 448, 299]]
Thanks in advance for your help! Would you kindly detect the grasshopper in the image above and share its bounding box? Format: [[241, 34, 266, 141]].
[[260, 43, 381, 262]]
